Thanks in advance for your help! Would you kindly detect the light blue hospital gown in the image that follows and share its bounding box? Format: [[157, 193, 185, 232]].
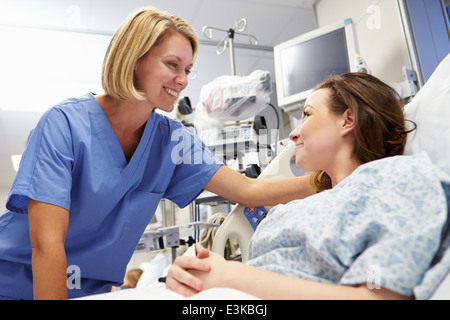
[[247, 153, 450, 298]]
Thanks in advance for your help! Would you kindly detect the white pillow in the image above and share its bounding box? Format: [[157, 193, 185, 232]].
[[405, 53, 450, 299], [404, 53, 450, 176]]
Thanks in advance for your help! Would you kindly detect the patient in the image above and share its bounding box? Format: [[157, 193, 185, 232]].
[[166, 73, 449, 300]]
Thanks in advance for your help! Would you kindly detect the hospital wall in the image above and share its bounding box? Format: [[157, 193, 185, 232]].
[[316, 0, 411, 84]]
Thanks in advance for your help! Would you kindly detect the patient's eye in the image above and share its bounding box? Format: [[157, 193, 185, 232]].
[[302, 110, 310, 118]]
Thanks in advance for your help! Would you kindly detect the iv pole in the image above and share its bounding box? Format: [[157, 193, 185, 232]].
[[202, 18, 258, 75]]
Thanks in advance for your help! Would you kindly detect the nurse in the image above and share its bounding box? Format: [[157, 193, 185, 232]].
[[0, 7, 309, 300]]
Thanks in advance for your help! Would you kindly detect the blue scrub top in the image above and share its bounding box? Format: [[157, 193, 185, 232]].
[[0, 93, 223, 299]]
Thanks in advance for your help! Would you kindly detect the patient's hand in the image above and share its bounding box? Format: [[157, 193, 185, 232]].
[[187, 253, 228, 292], [166, 243, 213, 297]]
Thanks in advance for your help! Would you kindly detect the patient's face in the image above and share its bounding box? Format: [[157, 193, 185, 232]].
[[289, 89, 345, 172]]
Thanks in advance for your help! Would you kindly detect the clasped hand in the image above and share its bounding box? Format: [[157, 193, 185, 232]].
[[166, 243, 227, 297]]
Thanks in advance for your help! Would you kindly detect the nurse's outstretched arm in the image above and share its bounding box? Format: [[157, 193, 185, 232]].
[[204, 165, 312, 207], [28, 199, 69, 300]]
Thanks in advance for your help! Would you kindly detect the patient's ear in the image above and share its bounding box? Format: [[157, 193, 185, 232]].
[[340, 108, 355, 137]]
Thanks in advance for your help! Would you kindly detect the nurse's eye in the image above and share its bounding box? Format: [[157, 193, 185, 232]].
[[185, 69, 191, 76], [168, 62, 178, 69]]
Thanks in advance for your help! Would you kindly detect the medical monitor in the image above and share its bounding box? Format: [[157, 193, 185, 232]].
[[274, 19, 359, 115]]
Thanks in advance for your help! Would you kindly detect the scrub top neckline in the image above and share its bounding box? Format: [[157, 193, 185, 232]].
[[89, 93, 158, 183]]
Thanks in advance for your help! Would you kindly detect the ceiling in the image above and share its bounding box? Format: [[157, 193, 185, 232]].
[[0, 0, 319, 189]]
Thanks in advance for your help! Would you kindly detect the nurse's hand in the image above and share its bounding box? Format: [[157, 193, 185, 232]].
[[166, 243, 212, 297]]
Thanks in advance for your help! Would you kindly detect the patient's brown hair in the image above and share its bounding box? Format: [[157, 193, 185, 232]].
[[309, 73, 414, 193]]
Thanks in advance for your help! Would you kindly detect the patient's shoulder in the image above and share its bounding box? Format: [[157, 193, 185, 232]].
[[346, 153, 447, 200]]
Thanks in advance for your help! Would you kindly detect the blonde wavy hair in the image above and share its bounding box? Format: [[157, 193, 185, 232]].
[[101, 6, 199, 100]]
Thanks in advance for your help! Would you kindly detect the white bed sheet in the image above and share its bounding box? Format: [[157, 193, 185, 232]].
[[76, 286, 259, 300]]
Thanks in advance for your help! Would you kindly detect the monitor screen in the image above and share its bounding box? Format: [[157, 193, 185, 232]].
[[280, 28, 350, 98], [274, 19, 359, 114]]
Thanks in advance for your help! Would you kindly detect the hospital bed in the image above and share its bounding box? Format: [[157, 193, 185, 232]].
[[211, 52, 450, 300], [211, 140, 295, 263], [80, 53, 450, 300]]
